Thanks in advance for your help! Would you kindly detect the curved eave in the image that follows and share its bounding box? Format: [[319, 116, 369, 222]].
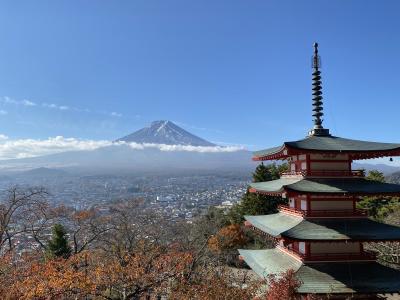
[[250, 178, 400, 197], [283, 187, 400, 197], [252, 145, 287, 161], [252, 139, 400, 161], [239, 248, 400, 294], [287, 147, 400, 161], [250, 185, 400, 197], [246, 213, 400, 242], [349, 148, 400, 160], [245, 214, 303, 238], [248, 187, 283, 196]]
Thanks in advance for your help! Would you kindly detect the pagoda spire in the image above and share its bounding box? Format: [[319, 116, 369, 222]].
[[309, 42, 330, 136]]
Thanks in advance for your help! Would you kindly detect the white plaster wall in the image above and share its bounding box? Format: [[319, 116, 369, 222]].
[[300, 200, 307, 210], [299, 242, 306, 254]]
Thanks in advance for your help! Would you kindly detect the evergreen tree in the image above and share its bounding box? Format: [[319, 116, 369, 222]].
[[228, 163, 288, 224], [252, 162, 272, 182], [366, 170, 385, 182], [358, 170, 393, 220], [46, 224, 72, 259]]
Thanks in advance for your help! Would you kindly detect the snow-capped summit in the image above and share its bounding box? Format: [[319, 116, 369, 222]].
[[116, 120, 216, 146]]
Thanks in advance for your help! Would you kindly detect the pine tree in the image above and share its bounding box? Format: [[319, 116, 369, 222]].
[[366, 170, 385, 182], [46, 224, 72, 259], [228, 163, 288, 223], [252, 162, 272, 182], [358, 170, 392, 219]]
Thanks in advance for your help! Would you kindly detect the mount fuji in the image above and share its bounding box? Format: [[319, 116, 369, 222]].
[[116, 120, 215, 146], [0, 121, 255, 174]]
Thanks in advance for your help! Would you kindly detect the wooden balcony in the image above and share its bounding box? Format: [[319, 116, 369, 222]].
[[278, 205, 368, 218], [281, 169, 365, 178]]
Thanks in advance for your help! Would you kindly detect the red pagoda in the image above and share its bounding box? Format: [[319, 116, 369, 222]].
[[239, 43, 400, 298]]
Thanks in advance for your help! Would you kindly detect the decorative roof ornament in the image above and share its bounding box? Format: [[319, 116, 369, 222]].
[[309, 42, 330, 136]]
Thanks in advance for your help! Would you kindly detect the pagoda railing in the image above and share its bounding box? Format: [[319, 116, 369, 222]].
[[278, 205, 307, 216], [281, 169, 365, 178], [281, 171, 306, 177], [277, 245, 376, 262], [278, 205, 368, 218]]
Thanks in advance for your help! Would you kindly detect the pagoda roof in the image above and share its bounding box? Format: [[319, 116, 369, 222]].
[[245, 213, 400, 241], [253, 135, 400, 161], [250, 177, 400, 196], [238, 248, 400, 294]]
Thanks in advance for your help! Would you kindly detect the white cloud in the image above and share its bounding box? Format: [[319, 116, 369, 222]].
[[22, 99, 36, 106], [110, 112, 122, 117], [126, 143, 244, 153], [0, 110, 7, 115], [0, 136, 112, 160], [2, 96, 17, 104], [0, 137, 245, 160], [1, 96, 37, 107], [2, 96, 123, 117], [42, 103, 58, 109]]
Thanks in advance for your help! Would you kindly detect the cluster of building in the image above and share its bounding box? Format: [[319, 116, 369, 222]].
[[0, 172, 249, 221]]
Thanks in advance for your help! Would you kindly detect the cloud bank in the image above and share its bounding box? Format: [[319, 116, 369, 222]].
[[0, 136, 245, 160]]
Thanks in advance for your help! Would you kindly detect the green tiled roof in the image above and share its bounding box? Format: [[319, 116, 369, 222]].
[[239, 248, 400, 294], [284, 218, 400, 241], [250, 177, 302, 194], [253, 146, 284, 158], [297, 262, 400, 294], [254, 135, 400, 158], [246, 213, 400, 241], [250, 177, 400, 195], [245, 213, 302, 236], [238, 249, 302, 278]]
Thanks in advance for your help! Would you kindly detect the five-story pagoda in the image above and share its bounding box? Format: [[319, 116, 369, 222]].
[[239, 43, 400, 298]]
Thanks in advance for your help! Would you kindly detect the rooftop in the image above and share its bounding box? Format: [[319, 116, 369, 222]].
[[253, 135, 400, 161], [250, 177, 400, 196], [239, 248, 400, 294], [245, 213, 400, 241]]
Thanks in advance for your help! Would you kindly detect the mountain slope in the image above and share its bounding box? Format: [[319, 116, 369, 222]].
[[20, 167, 69, 178], [116, 120, 215, 146]]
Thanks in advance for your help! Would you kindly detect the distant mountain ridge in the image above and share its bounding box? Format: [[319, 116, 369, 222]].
[[116, 120, 215, 146], [20, 167, 68, 177]]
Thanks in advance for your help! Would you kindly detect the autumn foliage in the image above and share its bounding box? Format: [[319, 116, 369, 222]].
[[1, 247, 193, 299], [0, 188, 306, 299], [208, 224, 247, 252]]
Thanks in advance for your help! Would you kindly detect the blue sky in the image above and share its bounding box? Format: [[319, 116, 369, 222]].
[[0, 0, 399, 151]]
